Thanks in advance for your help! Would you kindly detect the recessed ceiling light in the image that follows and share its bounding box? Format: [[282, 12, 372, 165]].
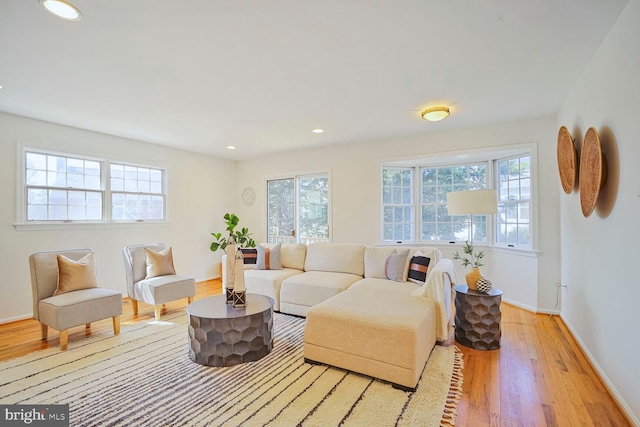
[[226, 145, 237, 150], [40, 0, 82, 21], [421, 106, 450, 122], [0, 85, 3, 90], [311, 128, 324, 134]]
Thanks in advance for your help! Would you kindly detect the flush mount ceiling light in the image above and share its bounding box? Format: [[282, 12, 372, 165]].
[[421, 106, 450, 122], [226, 145, 237, 150], [40, 0, 82, 21], [311, 128, 325, 134]]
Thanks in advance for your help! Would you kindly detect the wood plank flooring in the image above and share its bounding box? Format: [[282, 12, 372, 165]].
[[0, 279, 632, 426]]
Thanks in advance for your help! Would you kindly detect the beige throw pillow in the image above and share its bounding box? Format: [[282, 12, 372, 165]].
[[145, 247, 176, 278], [55, 253, 99, 295]]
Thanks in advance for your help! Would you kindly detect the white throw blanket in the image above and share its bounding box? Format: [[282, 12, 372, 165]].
[[412, 258, 457, 341]]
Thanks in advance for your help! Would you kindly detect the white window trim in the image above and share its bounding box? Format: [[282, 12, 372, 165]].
[[377, 142, 538, 253], [263, 168, 332, 244], [14, 143, 170, 230]]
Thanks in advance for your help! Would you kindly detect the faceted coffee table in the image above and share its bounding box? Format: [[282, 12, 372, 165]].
[[186, 294, 274, 367], [454, 284, 502, 350]]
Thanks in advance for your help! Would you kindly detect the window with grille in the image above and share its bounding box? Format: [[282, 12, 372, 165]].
[[496, 155, 531, 247], [110, 164, 165, 221], [381, 167, 414, 242], [25, 151, 103, 221]]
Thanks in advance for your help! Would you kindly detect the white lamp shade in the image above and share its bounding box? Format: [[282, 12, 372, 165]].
[[447, 189, 498, 215]]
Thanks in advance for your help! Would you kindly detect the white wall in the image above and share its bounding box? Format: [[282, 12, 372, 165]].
[[235, 115, 561, 312], [558, 0, 640, 422], [0, 112, 236, 323]]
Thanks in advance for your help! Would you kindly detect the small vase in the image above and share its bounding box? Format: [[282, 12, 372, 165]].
[[465, 267, 484, 290]]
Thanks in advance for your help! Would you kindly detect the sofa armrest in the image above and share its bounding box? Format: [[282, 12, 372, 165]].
[[411, 258, 457, 341]]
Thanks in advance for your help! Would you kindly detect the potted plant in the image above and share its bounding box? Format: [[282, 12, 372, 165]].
[[210, 213, 256, 252], [452, 240, 486, 290]]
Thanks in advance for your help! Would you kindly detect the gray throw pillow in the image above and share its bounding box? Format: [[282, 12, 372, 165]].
[[385, 249, 410, 282]]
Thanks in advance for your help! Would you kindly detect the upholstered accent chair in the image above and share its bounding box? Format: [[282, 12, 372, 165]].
[[29, 249, 123, 351], [122, 243, 196, 320]]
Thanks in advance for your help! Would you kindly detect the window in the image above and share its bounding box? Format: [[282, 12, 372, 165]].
[[111, 164, 165, 221], [267, 173, 330, 244], [496, 155, 531, 247], [21, 148, 166, 224], [420, 164, 487, 242], [382, 168, 414, 242], [381, 147, 533, 249], [25, 151, 103, 221]]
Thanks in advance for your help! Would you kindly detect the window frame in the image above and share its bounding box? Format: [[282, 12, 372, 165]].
[[379, 144, 536, 251], [110, 162, 167, 222], [381, 166, 415, 243], [494, 154, 532, 249], [15, 145, 168, 230]]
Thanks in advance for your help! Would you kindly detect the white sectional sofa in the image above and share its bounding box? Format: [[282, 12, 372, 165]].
[[223, 242, 457, 390]]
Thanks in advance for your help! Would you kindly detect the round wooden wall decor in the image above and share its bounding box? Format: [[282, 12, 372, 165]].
[[557, 126, 577, 194], [579, 127, 607, 217]]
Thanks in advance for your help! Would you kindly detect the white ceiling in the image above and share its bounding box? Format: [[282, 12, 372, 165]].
[[0, 0, 629, 160]]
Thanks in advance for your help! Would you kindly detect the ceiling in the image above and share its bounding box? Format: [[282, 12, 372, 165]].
[[0, 1, 629, 161]]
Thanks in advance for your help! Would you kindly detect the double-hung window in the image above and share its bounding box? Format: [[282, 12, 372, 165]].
[[110, 164, 165, 221], [22, 148, 166, 224], [25, 151, 103, 221], [496, 155, 531, 246], [382, 168, 414, 242]]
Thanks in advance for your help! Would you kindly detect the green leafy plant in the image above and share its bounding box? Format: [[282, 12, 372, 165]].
[[452, 240, 485, 268], [210, 213, 256, 252]]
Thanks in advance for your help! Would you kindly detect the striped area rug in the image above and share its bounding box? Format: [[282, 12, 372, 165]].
[[0, 311, 463, 426]]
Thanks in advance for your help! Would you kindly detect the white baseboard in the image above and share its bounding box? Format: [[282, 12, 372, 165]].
[[501, 297, 559, 315], [0, 314, 32, 325]]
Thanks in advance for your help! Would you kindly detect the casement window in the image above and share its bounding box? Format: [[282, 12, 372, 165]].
[[381, 148, 533, 249], [21, 148, 165, 224]]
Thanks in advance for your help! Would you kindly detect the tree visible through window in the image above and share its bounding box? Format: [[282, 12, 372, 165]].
[[420, 164, 487, 242], [267, 174, 329, 244]]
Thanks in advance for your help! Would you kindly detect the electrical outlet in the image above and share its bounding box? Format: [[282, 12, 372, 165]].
[[556, 283, 568, 288]]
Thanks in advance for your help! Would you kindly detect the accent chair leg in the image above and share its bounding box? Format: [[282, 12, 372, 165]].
[[113, 316, 120, 335], [40, 323, 48, 340], [131, 299, 139, 315], [86, 323, 91, 329], [188, 296, 194, 304], [154, 306, 162, 321], [59, 329, 69, 351]]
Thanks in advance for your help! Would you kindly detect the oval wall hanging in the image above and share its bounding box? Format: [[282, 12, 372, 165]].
[[557, 126, 577, 194], [579, 127, 607, 217]]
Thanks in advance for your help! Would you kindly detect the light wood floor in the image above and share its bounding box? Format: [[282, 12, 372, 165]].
[[0, 279, 631, 426]]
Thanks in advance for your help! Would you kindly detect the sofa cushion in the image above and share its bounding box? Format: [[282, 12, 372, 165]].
[[256, 243, 283, 270], [304, 287, 436, 387], [385, 249, 410, 282], [407, 251, 431, 284], [255, 243, 306, 270], [240, 248, 258, 265], [349, 277, 418, 295], [280, 271, 363, 309], [244, 268, 303, 311], [364, 246, 397, 279], [304, 243, 365, 276]]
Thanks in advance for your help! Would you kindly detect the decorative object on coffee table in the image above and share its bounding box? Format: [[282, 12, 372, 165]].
[[454, 284, 502, 350], [580, 127, 607, 218], [557, 125, 577, 194], [232, 247, 246, 308], [186, 294, 274, 367], [452, 240, 486, 290], [476, 277, 493, 293], [225, 236, 236, 304]]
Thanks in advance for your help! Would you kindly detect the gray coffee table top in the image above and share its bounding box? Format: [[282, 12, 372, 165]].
[[187, 293, 274, 319]]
